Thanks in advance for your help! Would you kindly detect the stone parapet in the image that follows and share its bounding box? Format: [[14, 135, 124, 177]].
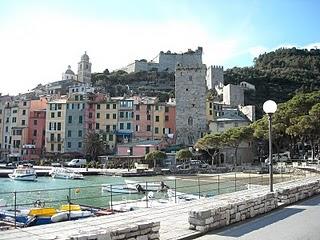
[[189, 177, 320, 233], [62, 221, 159, 240]]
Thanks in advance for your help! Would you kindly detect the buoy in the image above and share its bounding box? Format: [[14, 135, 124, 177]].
[[75, 188, 80, 194]]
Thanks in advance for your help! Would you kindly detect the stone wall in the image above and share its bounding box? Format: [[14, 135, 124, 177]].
[[276, 178, 320, 205], [189, 177, 320, 233], [67, 221, 160, 240], [189, 189, 277, 232]]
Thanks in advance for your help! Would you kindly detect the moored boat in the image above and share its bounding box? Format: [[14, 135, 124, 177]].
[[49, 167, 84, 180], [8, 164, 37, 181]]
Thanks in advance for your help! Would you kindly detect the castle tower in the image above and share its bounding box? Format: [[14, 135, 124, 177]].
[[175, 64, 207, 145], [77, 51, 92, 84], [206, 65, 224, 95]]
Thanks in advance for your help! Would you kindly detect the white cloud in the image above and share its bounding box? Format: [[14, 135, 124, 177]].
[[248, 46, 268, 58]]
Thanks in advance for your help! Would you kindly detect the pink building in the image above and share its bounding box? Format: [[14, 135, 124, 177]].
[[117, 140, 168, 156], [133, 97, 157, 140], [23, 98, 47, 160], [164, 102, 176, 138]]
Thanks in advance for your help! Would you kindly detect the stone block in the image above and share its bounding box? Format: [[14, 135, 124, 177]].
[[196, 225, 209, 233], [126, 231, 140, 238], [136, 235, 148, 240], [151, 226, 160, 232], [148, 233, 160, 239], [138, 223, 153, 230], [140, 228, 151, 235], [189, 217, 206, 226]]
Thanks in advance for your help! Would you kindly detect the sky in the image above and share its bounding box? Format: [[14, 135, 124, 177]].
[[0, 0, 320, 95]]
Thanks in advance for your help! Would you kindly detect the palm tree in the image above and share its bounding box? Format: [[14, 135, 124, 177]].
[[84, 131, 106, 162]]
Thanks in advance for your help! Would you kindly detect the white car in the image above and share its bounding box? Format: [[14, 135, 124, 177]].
[[67, 159, 87, 167]]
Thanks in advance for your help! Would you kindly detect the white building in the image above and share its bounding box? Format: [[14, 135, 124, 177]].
[[240, 81, 256, 91], [206, 65, 224, 95], [223, 84, 244, 107]]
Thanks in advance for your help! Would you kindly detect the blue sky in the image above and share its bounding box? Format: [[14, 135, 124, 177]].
[[0, 0, 319, 94]]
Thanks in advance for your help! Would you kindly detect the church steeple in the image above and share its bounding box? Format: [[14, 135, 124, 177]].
[[77, 51, 92, 83]]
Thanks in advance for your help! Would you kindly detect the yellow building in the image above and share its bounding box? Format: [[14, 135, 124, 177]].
[[95, 97, 118, 152], [153, 103, 165, 140], [45, 98, 67, 153]]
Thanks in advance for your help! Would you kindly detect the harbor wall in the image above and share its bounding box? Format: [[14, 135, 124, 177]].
[[188, 177, 320, 233]]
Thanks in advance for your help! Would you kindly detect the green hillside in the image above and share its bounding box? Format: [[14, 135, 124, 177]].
[[224, 47, 320, 117]]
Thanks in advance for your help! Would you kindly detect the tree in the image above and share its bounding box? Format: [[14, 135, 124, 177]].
[[175, 149, 193, 162], [145, 150, 167, 169], [195, 134, 223, 166], [222, 126, 253, 166], [84, 131, 106, 162]]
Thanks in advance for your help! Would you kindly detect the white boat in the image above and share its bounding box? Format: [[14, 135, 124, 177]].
[[49, 167, 84, 180], [8, 164, 37, 181], [101, 184, 139, 194], [51, 210, 93, 223], [125, 180, 166, 192]]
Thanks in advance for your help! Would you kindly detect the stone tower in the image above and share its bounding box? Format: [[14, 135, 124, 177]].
[[206, 65, 224, 95], [175, 64, 207, 145], [77, 51, 92, 84]]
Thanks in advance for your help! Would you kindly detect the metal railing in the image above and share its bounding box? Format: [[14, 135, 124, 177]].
[[0, 171, 313, 229]]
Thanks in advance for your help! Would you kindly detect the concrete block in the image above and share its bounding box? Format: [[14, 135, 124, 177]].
[[136, 235, 148, 240]]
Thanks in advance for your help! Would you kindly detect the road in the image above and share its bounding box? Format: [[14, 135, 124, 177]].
[[196, 194, 320, 240]]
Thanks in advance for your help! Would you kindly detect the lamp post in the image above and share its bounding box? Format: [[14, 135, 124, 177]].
[[263, 100, 277, 192], [127, 149, 131, 172], [195, 148, 199, 160]]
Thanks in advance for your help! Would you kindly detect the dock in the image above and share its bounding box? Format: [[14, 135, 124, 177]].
[[0, 166, 157, 178]]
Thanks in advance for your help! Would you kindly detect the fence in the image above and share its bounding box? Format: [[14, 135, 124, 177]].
[[0, 171, 311, 229]]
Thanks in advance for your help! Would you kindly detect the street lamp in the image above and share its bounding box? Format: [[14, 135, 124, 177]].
[[263, 100, 277, 192], [127, 149, 131, 171]]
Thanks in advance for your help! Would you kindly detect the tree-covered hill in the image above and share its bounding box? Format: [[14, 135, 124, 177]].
[[225, 48, 320, 118]]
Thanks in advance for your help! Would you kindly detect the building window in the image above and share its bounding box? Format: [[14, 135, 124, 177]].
[[147, 115, 151, 121], [23, 101, 27, 106], [135, 125, 139, 131], [106, 113, 110, 119], [155, 106, 159, 111], [113, 104, 117, 109], [109, 135, 113, 141], [50, 133, 54, 141], [136, 105, 140, 110], [33, 130, 37, 137], [67, 142, 71, 148], [120, 123, 124, 129], [165, 107, 169, 113], [21, 120, 25, 125], [155, 127, 159, 134], [89, 112, 93, 118], [186, 88, 188, 91], [57, 104, 62, 110], [120, 112, 124, 118], [147, 105, 151, 111], [113, 125, 117, 131], [155, 116, 159, 122], [78, 130, 82, 137], [188, 117, 193, 126], [136, 115, 140, 121], [96, 113, 100, 119], [22, 110, 26, 115], [209, 102, 212, 108], [68, 130, 71, 137], [68, 116, 72, 123], [79, 116, 83, 124], [88, 123, 92, 129], [97, 104, 100, 110], [165, 115, 169, 121], [51, 144, 54, 151], [57, 122, 61, 130], [34, 120, 37, 125], [96, 123, 100, 130], [57, 111, 61, 117], [113, 113, 117, 119], [106, 104, 110, 109], [51, 112, 55, 118], [147, 125, 151, 131], [209, 110, 212, 115], [57, 144, 61, 151], [127, 123, 131, 129], [78, 142, 82, 148]]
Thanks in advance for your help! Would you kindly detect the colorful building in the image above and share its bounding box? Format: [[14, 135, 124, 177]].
[[45, 98, 67, 154]]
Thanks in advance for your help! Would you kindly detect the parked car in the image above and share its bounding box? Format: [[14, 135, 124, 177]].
[[67, 159, 87, 167], [190, 160, 209, 168]]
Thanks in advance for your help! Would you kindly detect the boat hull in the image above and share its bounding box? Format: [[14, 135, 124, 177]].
[[8, 174, 37, 181]]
